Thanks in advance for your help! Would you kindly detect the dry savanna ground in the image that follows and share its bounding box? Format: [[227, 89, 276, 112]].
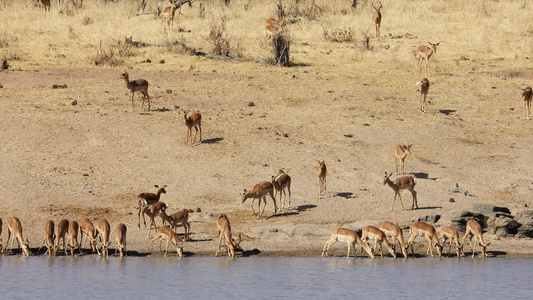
[[0, 0, 532, 257]]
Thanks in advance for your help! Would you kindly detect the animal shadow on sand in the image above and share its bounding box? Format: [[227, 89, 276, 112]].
[[439, 109, 456, 115], [333, 192, 356, 199], [201, 137, 224, 144], [412, 172, 438, 181]]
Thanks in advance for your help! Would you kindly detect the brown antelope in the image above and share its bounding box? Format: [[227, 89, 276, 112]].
[[242, 181, 278, 218], [264, 24, 285, 42], [183, 111, 202, 144], [271, 170, 291, 210], [6, 217, 30, 256], [439, 225, 464, 257], [215, 214, 242, 258], [316, 161, 327, 198], [383, 172, 418, 212], [322, 228, 375, 259], [142, 201, 169, 237], [417, 42, 440, 74], [159, 208, 190, 240], [120, 72, 150, 111], [361, 226, 396, 258], [161, 0, 179, 30], [378, 221, 408, 258], [54, 219, 69, 256], [115, 223, 127, 258], [67, 220, 80, 256], [146, 226, 183, 257], [417, 78, 430, 112], [394, 144, 412, 176], [79, 218, 97, 253], [407, 221, 443, 257], [95, 219, 111, 257], [137, 185, 167, 228], [265, 14, 290, 28], [38, 220, 55, 255], [522, 86, 532, 120], [462, 219, 490, 258], [40, 0, 51, 11], [372, 1, 383, 39]]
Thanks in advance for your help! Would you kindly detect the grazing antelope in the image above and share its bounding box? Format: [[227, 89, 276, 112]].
[[146, 226, 183, 257], [215, 214, 242, 258], [462, 219, 490, 258], [361, 226, 396, 258], [439, 225, 464, 257], [394, 144, 412, 176], [322, 228, 375, 259], [137, 184, 167, 229], [316, 161, 327, 198], [378, 221, 408, 258], [67, 220, 80, 256], [242, 181, 278, 218], [120, 72, 150, 111], [79, 218, 97, 253], [183, 110, 202, 144], [407, 221, 442, 257], [39, 220, 55, 255], [95, 219, 111, 257], [522, 86, 532, 120], [271, 170, 292, 210], [159, 208, 190, 240], [161, 0, 179, 30], [383, 172, 418, 212], [417, 78, 430, 112], [372, 1, 383, 39], [115, 223, 127, 258], [417, 42, 440, 75], [40, 0, 51, 11], [6, 217, 30, 256], [53, 219, 69, 256]]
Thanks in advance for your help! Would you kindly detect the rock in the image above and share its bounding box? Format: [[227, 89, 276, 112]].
[[471, 203, 511, 215], [515, 210, 533, 239], [449, 197, 455, 202], [196, 207, 201, 213], [418, 214, 441, 224], [486, 214, 520, 238]]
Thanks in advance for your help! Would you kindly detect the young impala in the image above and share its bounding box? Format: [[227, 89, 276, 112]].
[[159, 208, 191, 240], [121, 72, 150, 111], [146, 226, 183, 257], [378, 221, 408, 258], [115, 223, 127, 258], [361, 226, 396, 258], [407, 221, 442, 257], [95, 219, 111, 258], [137, 185, 167, 228], [439, 225, 464, 257], [183, 110, 202, 144], [417, 78, 430, 112], [6, 217, 30, 256], [393, 144, 412, 176], [271, 170, 291, 210], [522, 86, 532, 120], [462, 219, 490, 258], [316, 161, 327, 198], [322, 228, 375, 259], [215, 214, 242, 258], [416, 42, 440, 75], [53, 219, 69, 256], [79, 218, 97, 253], [242, 181, 277, 218], [141, 201, 168, 237], [383, 172, 418, 211]]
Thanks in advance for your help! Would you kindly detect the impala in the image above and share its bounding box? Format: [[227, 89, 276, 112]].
[[215, 214, 242, 258], [462, 219, 490, 258], [54, 219, 69, 256], [407, 221, 442, 257], [79, 218, 97, 253], [95, 219, 111, 258], [271, 170, 291, 210], [183, 110, 202, 144], [383, 172, 418, 211], [322, 228, 375, 259], [372, 1, 383, 39], [121, 72, 150, 111], [522, 86, 532, 120], [67, 220, 80, 256], [378, 221, 408, 258], [38, 220, 55, 255], [439, 225, 463, 257], [137, 184, 167, 228], [393, 144, 412, 176], [316, 161, 327, 198], [115, 223, 127, 258], [417, 78, 430, 112], [6, 217, 30, 256], [40, 0, 51, 11], [161, 0, 179, 30], [416, 42, 440, 74], [159, 208, 191, 240], [146, 226, 183, 257], [265, 14, 290, 28], [242, 181, 277, 218], [142, 201, 168, 237], [361, 226, 396, 258], [264, 24, 284, 42]]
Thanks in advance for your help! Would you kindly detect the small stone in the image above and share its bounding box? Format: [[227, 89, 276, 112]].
[[248, 102, 255, 107], [449, 197, 455, 202], [159, 59, 165, 64]]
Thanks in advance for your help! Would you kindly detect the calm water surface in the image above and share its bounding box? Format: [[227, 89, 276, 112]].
[[0, 256, 529, 299]]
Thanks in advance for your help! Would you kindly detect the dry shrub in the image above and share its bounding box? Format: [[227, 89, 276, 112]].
[[92, 40, 134, 66], [293, 0, 324, 21], [268, 34, 290, 66], [323, 27, 356, 43], [208, 15, 232, 56]]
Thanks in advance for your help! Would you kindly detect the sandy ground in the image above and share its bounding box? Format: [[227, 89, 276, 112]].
[[0, 42, 532, 258]]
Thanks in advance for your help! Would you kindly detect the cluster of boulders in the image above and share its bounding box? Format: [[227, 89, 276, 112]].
[[420, 203, 533, 239]]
